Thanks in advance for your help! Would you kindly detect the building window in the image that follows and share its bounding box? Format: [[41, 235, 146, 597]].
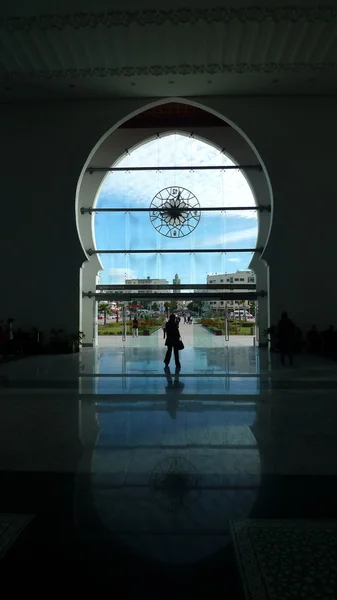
[[220, 301, 224, 305], [220, 279, 223, 282], [240, 278, 244, 281], [234, 278, 239, 281], [248, 277, 255, 283]]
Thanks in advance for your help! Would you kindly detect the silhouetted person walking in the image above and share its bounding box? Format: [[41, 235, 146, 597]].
[[164, 313, 181, 370], [277, 311, 295, 366]]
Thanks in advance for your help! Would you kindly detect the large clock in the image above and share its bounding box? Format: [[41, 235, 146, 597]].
[[149, 186, 201, 238]]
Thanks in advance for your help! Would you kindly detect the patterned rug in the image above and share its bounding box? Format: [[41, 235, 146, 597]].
[[231, 519, 337, 600], [0, 514, 34, 559]]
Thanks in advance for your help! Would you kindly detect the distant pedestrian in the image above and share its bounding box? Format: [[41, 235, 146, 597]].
[[132, 316, 139, 337], [162, 316, 168, 339]]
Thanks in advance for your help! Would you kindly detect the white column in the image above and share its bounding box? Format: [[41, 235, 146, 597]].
[[250, 259, 270, 347], [257, 293, 269, 347], [81, 296, 97, 347], [80, 259, 101, 347]]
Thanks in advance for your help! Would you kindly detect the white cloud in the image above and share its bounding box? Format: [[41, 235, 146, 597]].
[[200, 226, 258, 247], [106, 267, 136, 284], [227, 257, 241, 262], [98, 133, 257, 219]]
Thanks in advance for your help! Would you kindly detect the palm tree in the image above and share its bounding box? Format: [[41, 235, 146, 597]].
[[236, 299, 243, 321], [98, 302, 111, 325], [249, 301, 255, 317]]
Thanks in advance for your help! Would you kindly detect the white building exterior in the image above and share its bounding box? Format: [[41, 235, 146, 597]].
[[125, 277, 170, 311], [125, 278, 169, 287], [206, 270, 256, 314]]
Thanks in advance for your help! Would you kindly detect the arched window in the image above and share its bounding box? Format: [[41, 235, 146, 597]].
[[94, 132, 258, 286]]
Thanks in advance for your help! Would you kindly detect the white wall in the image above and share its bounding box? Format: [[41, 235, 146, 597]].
[[0, 96, 336, 336]]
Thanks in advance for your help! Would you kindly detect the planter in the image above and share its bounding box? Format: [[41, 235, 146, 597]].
[[202, 324, 223, 336], [47, 339, 80, 354], [143, 330, 150, 336], [48, 342, 73, 354]]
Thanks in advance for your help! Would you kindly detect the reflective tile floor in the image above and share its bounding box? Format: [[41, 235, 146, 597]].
[[0, 330, 337, 591]]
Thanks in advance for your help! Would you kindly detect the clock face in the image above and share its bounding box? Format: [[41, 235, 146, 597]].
[[149, 186, 201, 238]]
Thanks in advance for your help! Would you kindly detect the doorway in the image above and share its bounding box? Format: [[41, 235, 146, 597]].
[[77, 101, 271, 350]]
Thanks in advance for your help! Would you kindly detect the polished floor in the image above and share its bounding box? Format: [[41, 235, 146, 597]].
[[0, 325, 337, 589]]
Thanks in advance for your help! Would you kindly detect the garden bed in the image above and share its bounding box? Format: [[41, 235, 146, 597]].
[[98, 321, 161, 336], [201, 323, 254, 336]]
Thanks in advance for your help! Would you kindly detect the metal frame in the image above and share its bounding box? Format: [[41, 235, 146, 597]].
[[81, 205, 270, 214], [96, 284, 257, 290], [85, 291, 264, 301], [224, 303, 230, 341], [122, 303, 126, 342], [87, 165, 262, 174], [87, 248, 262, 255], [255, 301, 260, 344]]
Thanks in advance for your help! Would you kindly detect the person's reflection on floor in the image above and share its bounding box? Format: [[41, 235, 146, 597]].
[[164, 366, 185, 419]]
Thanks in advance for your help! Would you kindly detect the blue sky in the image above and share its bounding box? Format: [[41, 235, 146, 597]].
[[94, 133, 258, 285]]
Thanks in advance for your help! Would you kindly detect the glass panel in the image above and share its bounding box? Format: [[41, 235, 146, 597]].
[[94, 133, 258, 286], [94, 210, 257, 252], [97, 252, 255, 286]]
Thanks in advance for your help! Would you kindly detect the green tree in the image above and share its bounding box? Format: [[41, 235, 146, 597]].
[[238, 299, 247, 321], [249, 301, 256, 316], [138, 298, 151, 310], [169, 299, 178, 312], [164, 301, 169, 312], [151, 302, 159, 311], [188, 300, 203, 314], [98, 302, 111, 325]]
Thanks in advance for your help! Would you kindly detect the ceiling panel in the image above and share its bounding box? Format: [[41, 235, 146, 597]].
[[1, 5, 337, 101]]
